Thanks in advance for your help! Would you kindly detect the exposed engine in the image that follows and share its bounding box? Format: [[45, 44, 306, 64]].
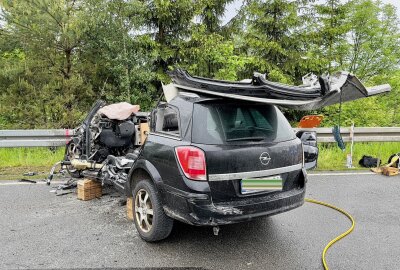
[[48, 100, 149, 186], [89, 112, 137, 162]]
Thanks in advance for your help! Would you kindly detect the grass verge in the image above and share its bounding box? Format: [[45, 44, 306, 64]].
[[0, 147, 64, 180], [317, 142, 400, 170], [0, 142, 399, 179]]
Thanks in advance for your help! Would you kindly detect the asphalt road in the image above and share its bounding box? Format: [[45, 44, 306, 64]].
[[0, 172, 399, 270]]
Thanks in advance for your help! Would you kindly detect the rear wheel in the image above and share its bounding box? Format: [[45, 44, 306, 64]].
[[132, 179, 173, 242]]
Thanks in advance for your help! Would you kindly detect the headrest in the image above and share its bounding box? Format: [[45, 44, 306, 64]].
[[163, 112, 179, 130]]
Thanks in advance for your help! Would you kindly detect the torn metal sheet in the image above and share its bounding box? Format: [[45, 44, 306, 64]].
[[166, 70, 391, 110]]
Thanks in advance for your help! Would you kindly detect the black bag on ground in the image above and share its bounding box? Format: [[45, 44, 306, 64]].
[[359, 155, 380, 168]]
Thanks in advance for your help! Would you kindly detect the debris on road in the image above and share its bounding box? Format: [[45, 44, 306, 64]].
[[126, 197, 133, 220], [18, 179, 37, 184], [23, 171, 37, 176], [56, 191, 74, 196], [370, 153, 399, 176], [382, 167, 399, 176], [77, 179, 102, 201]]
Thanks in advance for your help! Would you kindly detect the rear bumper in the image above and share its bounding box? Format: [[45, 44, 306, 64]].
[[162, 184, 306, 226]]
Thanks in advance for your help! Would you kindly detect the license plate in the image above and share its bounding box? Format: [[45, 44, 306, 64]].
[[241, 175, 283, 194]]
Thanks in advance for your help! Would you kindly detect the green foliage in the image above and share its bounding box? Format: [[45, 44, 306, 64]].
[[243, 0, 309, 82], [180, 25, 252, 80], [140, 0, 195, 77], [0, 0, 399, 129], [312, 0, 351, 73], [345, 0, 400, 81]]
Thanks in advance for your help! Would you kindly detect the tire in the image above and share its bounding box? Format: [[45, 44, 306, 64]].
[[132, 179, 173, 242]]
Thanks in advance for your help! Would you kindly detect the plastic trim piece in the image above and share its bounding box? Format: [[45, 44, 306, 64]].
[[208, 163, 303, 181]]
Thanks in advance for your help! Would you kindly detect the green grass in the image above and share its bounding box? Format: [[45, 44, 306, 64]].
[[0, 147, 64, 180], [0, 143, 399, 179], [0, 147, 64, 167], [317, 142, 400, 170]]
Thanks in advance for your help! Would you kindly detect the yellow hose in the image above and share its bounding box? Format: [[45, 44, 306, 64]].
[[305, 198, 356, 270]]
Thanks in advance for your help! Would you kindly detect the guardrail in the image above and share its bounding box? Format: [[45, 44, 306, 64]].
[[293, 127, 400, 143], [0, 127, 399, 147], [0, 129, 74, 147]]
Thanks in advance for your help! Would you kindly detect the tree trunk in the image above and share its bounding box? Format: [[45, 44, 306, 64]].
[[64, 48, 72, 79]]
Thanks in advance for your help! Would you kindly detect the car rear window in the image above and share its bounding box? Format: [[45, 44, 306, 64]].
[[192, 102, 296, 144]]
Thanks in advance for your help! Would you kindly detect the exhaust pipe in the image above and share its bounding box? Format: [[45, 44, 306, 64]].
[[70, 159, 103, 170]]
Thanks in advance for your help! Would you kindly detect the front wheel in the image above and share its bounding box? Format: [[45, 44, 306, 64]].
[[132, 179, 173, 242]]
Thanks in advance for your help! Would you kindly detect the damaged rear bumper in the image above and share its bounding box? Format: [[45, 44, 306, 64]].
[[161, 184, 306, 226]]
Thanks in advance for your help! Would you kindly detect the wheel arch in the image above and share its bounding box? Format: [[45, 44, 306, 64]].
[[125, 159, 163, 197]]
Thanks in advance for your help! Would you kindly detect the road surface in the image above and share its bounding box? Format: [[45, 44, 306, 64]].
[[0, 172, 399, 269]]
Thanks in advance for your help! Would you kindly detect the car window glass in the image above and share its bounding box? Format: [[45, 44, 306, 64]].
[[154, 106, 180, 136], [192, 103, 295, 144]]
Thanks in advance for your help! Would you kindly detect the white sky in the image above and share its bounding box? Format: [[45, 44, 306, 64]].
[[223, 0, 400, 24]]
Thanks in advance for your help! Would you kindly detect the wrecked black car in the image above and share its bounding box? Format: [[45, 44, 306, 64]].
[[49, 70, 390, 242]]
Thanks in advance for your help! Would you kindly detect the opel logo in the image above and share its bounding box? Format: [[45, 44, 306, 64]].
[[259, 152, 271, 166]]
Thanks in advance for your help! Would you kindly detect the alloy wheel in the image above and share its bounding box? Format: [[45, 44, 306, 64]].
[[135, 189, 154, 233]]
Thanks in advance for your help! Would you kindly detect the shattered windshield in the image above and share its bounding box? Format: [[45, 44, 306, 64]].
[[192, 102, 296, 144]]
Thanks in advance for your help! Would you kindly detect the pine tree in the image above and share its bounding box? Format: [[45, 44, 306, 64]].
[[242, 0, 314, 83]]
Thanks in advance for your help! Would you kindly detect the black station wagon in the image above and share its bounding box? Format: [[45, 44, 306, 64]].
[[126, 92, 315, 241]]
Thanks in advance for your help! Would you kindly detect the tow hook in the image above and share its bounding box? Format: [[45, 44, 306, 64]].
[[213, 226, 220, 236]]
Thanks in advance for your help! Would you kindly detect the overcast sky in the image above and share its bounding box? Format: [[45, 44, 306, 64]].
[[223, 0, 400, 23]]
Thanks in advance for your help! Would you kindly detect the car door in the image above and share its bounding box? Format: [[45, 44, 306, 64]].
[[142, 104, 186, 189]]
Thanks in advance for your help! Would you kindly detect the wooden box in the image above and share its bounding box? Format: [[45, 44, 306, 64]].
[[140, 122, 149, 145], [77, 179, 102, 201], [127, 197, 134, 220], [382, 167, 399, 176]]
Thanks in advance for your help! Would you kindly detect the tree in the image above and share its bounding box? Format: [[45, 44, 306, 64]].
[[139, 0, 195, 81], [178, 0, 251, 80], [345, 0, 400, 81], [180, 25, 251, 80], [318, 1, 400, 128], [242, 0, 315, 83], [79, 0, 158, 108], [0, 0, 93, 128], [312, 0, 350, 73], [198, 0, 235, 33]]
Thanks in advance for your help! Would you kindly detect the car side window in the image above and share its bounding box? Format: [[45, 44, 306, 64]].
[[154, 106, 180, 137]]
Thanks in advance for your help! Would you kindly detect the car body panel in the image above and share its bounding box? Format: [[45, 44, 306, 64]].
[[166, 69, 391, 111], [125, 94, 309, 225]]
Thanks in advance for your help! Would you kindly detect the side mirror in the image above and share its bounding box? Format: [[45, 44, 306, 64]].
[[296, 131, 319, 170]]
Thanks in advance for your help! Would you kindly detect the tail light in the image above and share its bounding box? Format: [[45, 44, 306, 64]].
[[175, 146, 207, 181]]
